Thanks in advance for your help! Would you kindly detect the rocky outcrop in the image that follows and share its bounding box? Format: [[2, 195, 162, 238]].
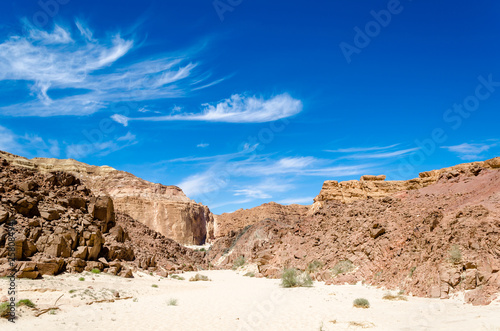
[[313, 157, 500, 205], [208, 160, 500, 305], [214, 202, 309, 238], [0, 157, 206, 279], [0, 150, 213, 245]]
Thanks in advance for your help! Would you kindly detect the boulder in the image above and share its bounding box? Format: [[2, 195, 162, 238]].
[[72, 246, 88, 259], [39, 206, 60, 221], [0, 208, 9, 224], [89, 196, 114, 232], [15, 197, 39, 217]]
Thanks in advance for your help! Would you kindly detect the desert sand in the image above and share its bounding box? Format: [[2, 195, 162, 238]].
[[2, 270, 500, 331]]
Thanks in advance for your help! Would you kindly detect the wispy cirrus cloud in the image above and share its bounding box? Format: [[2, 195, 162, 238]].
[[177, 149, 374, 199], [326, 143, 419, 160], [111, 93, 303, 125], [0, 125, 60, 158], [441, 142, 497, 160], [0, 20, 221, 117]]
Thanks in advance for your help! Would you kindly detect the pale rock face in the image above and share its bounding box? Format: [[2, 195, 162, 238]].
[[313, 157, 500, 205], [0, 150, 214, 245]]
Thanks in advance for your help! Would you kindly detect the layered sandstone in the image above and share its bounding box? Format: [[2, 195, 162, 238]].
[[0, 151, 214, 245], [314, 157, 500, 204]]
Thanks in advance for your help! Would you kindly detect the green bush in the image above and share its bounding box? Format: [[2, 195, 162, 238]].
[[0, 302, 10, 319], [91, 268, 101, 274], [382, 292, 407, 301], [331, 260, 354, 275], [189, 274, 210, 282], [168, 298, 178, 306], [280, 268, 313, 288], [151, 284, 159, 288], [78, 277, 85, 281], [16, 299, 36, 308], [449, 245, 462, 264], [306, 260, 324, 273], [232, 256, 246, 270], [353, 298, 370, 308], [171, 274, 185, 280]]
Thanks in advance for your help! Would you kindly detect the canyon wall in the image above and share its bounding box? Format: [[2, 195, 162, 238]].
[[313, 157, 500, 205], [0, 151, 214, 245]]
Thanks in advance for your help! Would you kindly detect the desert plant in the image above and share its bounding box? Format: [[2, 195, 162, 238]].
[[409, 266, 416, 278], [353, 298, 370, 308], [168, 298, 178, 306], [78, 277, 85, 281], [382, 292, 407, 301], [69, 289, 77, 294], [91, 268, 101, 274], [280, 268, 313, 288], [306, 260, 324, 274], [232, 256, 246, 270], [152, 284, 159, 288], [243, 272, 255, 277], [331, 260, 354, 275], [171, 274, 185, 281], [16, 299, 36, 308], [49, 309, 57, 315], [0, 302, 10, 319], [449, 245, 462, 264], [189, 273, 210, 282]]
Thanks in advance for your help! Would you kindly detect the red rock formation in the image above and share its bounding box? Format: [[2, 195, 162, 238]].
[[207, 159, 500, 305]]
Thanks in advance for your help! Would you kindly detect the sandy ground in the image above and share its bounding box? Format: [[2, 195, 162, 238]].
[[1, 270, 500, 331]]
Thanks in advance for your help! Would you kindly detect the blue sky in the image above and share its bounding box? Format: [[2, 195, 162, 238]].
[[0, 0, 499, 213]]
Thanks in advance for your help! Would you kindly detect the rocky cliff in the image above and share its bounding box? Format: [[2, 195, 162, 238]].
[[214, 202, 309, 238], [207, 158, 500, 305], [313, 157, 500, 205], [0, 151, 214, 245]]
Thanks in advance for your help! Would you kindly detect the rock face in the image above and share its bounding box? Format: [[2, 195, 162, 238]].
[[214, 202, 309, 238], [207, 159, 500, 305], [0, 157, 206, 279], [0, 150, 213, 245], [313, 157, 500, 205]]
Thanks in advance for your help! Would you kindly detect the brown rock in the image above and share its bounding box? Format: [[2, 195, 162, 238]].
[[0, 208, 9, 224], [72, 246, 88, 259]]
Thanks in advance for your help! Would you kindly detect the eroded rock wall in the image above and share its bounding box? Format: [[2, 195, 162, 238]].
[[0, 151, 214, 245]]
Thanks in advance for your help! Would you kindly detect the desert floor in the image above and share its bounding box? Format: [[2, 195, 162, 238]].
[[2, 270, 500, 330]]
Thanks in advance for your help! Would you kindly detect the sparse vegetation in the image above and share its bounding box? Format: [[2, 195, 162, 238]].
[[244, 272, 255, 277], [168, 298, 178, 306], [232, 256, 246, 270], [0, 302, 10, 319], [280, 268, 313, 288], [152, 284, 159, 288], [189, 273, 210, 282], [91, 268, 101, 274], [353, 298, 370, 309], [69, 289, 77, 294], [49, 309, 57, 315], [449, 245, 462, 264], [382, 292, 407, 301], [306, 260, 324, 273], [331, 260, 354, 275], [16, 299, 36, 308], [78, 277, 85, 281], [171, 274, 185, 281], [409, 267, 416, 278]]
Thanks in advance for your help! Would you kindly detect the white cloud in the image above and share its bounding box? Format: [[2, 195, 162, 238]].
[[111, 93, 303, 124], [117, 132, 136, 142], [341, 147, 420, 160], [441, 142, 497, 160], [0, 20, 222, 117], [233, 180, 294, 199], [326, 144, 400, 153], [0, 125, 60, 158], [197, 143, 209, 148]]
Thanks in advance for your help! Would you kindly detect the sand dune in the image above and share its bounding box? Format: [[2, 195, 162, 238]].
[[2, 270, 500, 330]]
